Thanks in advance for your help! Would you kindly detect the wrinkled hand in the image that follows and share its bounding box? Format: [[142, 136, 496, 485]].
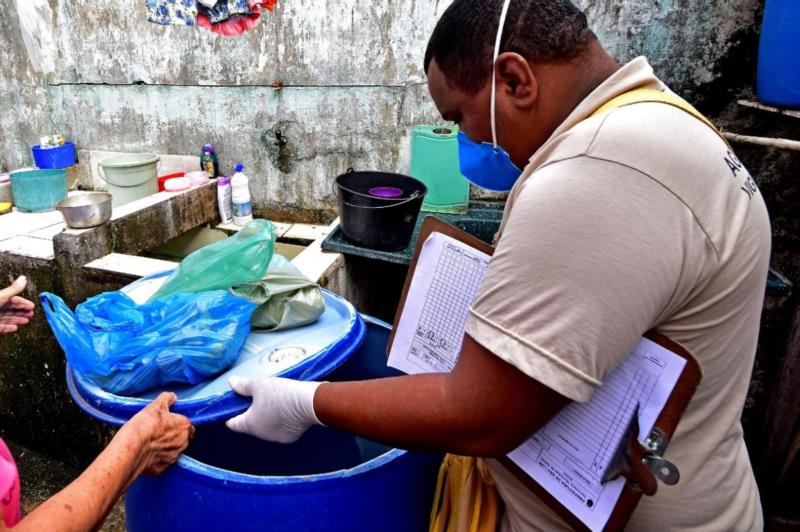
[[0, 276, 34, 334], [124, 392, 195, 475], [226, 377, 322, 444]]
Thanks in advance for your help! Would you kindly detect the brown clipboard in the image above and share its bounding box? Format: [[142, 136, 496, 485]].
[[387, 215, 703, 532]]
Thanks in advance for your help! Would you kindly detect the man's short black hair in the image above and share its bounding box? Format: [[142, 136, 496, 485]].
[[425, 0, 596, 93]]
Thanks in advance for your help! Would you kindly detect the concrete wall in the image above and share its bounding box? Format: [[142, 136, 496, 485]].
[[0, 4, 50, 174], [1, 0, 761, 221]]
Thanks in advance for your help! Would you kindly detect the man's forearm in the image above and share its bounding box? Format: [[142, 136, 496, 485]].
[[314, 335, 569, 456], [315, 373, 518, 456], [228, 335, 569, 456]]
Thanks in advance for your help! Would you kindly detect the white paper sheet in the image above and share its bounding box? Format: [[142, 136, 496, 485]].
[[389, 231, 687, 531], [388, 232, 490, 374], [508, 338, 685, 531]]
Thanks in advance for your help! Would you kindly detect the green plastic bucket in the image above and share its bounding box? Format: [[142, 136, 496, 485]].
[[410, 126, 469, 215], [98, 153, 160, 207], [10, 169, 68, 213]]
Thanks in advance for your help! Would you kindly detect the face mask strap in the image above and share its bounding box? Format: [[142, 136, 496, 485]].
[[490, 0, 513, 152]]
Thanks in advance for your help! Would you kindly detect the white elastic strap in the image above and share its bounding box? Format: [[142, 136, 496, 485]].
[[490, 0, 514, 151]]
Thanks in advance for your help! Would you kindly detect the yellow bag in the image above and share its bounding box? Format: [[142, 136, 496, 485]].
[[429, 455, 502, 532]]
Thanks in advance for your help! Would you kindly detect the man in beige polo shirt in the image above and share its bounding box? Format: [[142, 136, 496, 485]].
[[225, 0, 769, 529]]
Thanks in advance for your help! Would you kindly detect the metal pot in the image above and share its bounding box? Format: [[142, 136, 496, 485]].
[[56, 192, 113, 229]]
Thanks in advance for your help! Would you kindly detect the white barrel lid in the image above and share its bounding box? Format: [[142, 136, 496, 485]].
[[66, 269, 365, 425]]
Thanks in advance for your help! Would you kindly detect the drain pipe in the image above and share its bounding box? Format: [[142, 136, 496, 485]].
[[723, 132, 800, 152]]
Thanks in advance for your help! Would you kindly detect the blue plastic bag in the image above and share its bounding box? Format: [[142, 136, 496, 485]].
[[41, 290, 257, 395]]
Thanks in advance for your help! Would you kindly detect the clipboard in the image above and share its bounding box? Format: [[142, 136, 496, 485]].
[[387, 215, 703, 532]]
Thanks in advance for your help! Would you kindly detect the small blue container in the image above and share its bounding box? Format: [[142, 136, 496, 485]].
[[757, 0, 800, 108], [31, 142, 76, 169], [9, 169, 68, 213]]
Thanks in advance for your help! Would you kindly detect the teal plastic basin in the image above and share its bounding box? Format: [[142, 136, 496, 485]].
[[10, 169, 68, 213]]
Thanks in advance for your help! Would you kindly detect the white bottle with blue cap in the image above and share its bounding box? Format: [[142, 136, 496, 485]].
[[231, 163, 253, 226]]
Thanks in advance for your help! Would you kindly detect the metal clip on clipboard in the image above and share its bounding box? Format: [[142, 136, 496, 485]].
[[602, 406, 681, 496]]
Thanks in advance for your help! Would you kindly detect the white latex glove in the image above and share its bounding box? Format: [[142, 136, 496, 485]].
[[226, 376, 323, 443], [197, 0, 219, 7]]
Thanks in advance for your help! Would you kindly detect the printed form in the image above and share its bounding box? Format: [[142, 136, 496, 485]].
[[389, 232, 687, 531]]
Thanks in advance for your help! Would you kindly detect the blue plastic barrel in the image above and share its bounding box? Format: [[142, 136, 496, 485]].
[[124, 317, 441, 532], [757, 0, 800, 108], [67, 311, 441, 532]]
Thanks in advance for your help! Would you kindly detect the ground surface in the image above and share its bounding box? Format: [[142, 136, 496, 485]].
[[7, 441, 126, 531]]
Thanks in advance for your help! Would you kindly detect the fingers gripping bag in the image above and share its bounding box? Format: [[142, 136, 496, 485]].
[[40, 290, 257, 395], [151, 219, 276, 301]]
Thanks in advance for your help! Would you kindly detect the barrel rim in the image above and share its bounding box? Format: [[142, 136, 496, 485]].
[[174, 314, 409, 486], [175, 442, 406, 486], [99, 153, 160, 168]]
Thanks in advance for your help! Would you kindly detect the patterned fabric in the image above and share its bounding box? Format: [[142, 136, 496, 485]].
[[204, 0, 251, 24], [146, 0, 278, 34], [145, 0, 198, 26]]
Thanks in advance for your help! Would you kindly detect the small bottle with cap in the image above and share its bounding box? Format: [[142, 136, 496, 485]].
[[200, 144, 219, 178], [217, 176, 233, 224], [231, 163, 253, 226]]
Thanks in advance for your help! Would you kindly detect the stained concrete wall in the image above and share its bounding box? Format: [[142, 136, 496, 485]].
[[1, 0, 761, 221], [0, 4, 50, 175]]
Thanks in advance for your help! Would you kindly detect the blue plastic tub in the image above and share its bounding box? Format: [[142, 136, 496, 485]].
[[757, 0, 800, 108], [127, 317, 440, 532], [9, 169, 67, 213], [32, 142, 76, 169], [67, 311, 441, 531]]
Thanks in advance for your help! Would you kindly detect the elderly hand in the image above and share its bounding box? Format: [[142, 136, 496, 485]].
[[226, 377, 323, 444], [121, 392, 195, 475], [0, 276, 34, 334]]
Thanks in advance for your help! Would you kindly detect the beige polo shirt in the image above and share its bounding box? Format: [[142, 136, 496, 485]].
[[465, 57, 769, 531]]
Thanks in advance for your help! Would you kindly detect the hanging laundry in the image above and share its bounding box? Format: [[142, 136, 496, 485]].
[[203, 0, 251, 24], [259, 0, 278, 11], [145, 0, 198, 26], [197, 0, 278, 36], [146, 0, 278, 35]]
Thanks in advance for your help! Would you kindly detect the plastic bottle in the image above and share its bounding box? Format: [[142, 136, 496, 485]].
[[217, 176, 233, 224], [200, 144, 220, 178], [231, 163, 253, 226]]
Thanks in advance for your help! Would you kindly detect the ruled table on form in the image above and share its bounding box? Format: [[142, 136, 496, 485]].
[[388, 232, 491, 376], [409, 241, 488, 372]]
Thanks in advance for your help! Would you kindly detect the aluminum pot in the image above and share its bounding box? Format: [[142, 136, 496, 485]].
[[56, 192, 112, 228]]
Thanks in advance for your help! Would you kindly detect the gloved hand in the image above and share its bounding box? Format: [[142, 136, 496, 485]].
[[226, 377, 323, 443]]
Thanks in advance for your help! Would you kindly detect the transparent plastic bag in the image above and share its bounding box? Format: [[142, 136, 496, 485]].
[[151, 220, 276, 301], [41, 290, 257, 395], [232, 255, 325, 332]]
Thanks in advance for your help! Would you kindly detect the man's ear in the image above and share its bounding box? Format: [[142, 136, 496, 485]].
[[495, 52, 538, 110]]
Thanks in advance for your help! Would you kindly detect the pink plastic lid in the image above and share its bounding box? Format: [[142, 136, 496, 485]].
[[164, 177, 191, 192], [185, 171, 211, 186]]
